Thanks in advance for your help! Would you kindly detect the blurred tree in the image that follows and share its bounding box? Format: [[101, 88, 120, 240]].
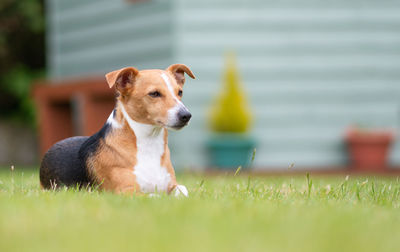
[[0, 0, 45, 125]]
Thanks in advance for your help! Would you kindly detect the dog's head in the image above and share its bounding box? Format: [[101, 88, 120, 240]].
[[105, 64, 195, 130]]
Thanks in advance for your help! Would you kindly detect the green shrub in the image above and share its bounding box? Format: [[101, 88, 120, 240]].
[[209, 53, 252, 133], [0, 0, 45, 126]]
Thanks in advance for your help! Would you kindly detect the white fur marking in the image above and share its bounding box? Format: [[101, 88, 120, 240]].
[[167, 104, 181, 127], [161, 73, 189, 127], [174, 185, 189, 197], [106, 111, 121, 129], [161, 73, 180, 102], [119, 102, 171, 193]]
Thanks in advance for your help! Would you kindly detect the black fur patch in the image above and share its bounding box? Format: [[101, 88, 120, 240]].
[[78, 122, 112, 173], [40, 122, 112, 189], [40, 136, 90, 189]]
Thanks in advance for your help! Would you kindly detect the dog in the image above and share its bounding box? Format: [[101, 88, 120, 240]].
[[40, 64, 195, 196]]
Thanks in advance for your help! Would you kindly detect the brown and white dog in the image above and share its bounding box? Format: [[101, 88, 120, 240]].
[[40, 64, 195, 196]]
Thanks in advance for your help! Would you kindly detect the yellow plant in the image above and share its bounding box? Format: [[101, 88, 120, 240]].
[[209, 53, 252, 133]]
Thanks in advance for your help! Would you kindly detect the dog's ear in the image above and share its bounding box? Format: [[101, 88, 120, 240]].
[[166, 64, 195, 86], [105, 67, 139, 92]]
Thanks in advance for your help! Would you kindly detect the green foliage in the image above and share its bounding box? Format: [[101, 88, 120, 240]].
[[0, 0, 45, 126], [1, 170, 400, 252], [209, 53, 252, 133], [0, 66, 43, 124]]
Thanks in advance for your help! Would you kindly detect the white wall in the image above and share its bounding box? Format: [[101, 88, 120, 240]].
[[46, 0, 400, 169], [47, 0, 173, 78], [171, 0, 400, 169]]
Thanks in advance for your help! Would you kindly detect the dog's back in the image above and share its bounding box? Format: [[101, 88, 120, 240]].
[[40, 136, 90, 189]]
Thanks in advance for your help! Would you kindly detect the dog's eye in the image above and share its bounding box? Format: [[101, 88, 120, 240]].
[[148, 91, 161, 98], [178, 90, 183, 97]]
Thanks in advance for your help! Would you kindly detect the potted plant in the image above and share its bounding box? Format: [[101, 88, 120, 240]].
[[345, 126, 395, 172], [206, 53, 255, 169]]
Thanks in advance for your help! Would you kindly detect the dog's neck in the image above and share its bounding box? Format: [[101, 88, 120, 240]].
[[105, 101, 170, 194], [115, 101, 163, 138]]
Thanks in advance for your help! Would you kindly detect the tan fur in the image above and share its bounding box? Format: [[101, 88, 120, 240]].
[[87, 114, 139, 193], [166, 64, 196, 86], [105, 67, 139, 89], [86, 64, 194, 194], [122, 70, 176, 126]]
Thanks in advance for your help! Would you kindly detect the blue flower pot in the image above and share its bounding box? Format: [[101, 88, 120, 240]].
[[206, 133, 256, 169]]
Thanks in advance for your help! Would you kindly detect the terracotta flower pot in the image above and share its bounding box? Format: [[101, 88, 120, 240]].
[[345, 128, 395, 172]]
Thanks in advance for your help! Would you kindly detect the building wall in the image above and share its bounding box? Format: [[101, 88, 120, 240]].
[[0, 122, 38, 166], [172, 0, 400, 169], [47, 0, 173, 78], [46, 0, 400, 169]]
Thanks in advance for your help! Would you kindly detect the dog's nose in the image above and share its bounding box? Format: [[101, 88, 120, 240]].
[[178, 110, 192, 123]]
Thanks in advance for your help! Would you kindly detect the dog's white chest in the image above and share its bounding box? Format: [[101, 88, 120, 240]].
[[118, 104, 171, 194], [132, 129, 171, 193]]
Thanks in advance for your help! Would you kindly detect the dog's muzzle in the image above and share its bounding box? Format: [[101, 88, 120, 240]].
[[178, 109, 191, 124], [168, 107, 191, 130]]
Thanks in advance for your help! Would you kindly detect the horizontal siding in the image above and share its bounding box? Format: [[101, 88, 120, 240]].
[[47, 0, 172, 78], [47, 0, 400, 169], [51, 0, 100, 13], [185, 81, 400, 106], [180, 0, 400, 8], [168, 0, 400, 168], [187, 103, 399, 126]]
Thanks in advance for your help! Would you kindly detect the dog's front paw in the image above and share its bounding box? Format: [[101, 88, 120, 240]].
[[174, 185, 189, 197]]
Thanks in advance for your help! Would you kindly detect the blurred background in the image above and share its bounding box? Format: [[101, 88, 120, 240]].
[[1, 0, 400, 172]]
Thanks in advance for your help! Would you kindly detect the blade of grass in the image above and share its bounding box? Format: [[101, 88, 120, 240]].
[[234, 166, 242, 177]]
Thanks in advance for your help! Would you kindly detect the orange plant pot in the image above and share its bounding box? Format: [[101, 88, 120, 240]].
[[345, 128, 395, 172]]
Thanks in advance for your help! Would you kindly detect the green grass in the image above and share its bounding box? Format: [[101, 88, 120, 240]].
[[1, 168, 400, 252]]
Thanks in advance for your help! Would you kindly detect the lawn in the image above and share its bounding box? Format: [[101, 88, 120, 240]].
[[0, 168, 400, 252]]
